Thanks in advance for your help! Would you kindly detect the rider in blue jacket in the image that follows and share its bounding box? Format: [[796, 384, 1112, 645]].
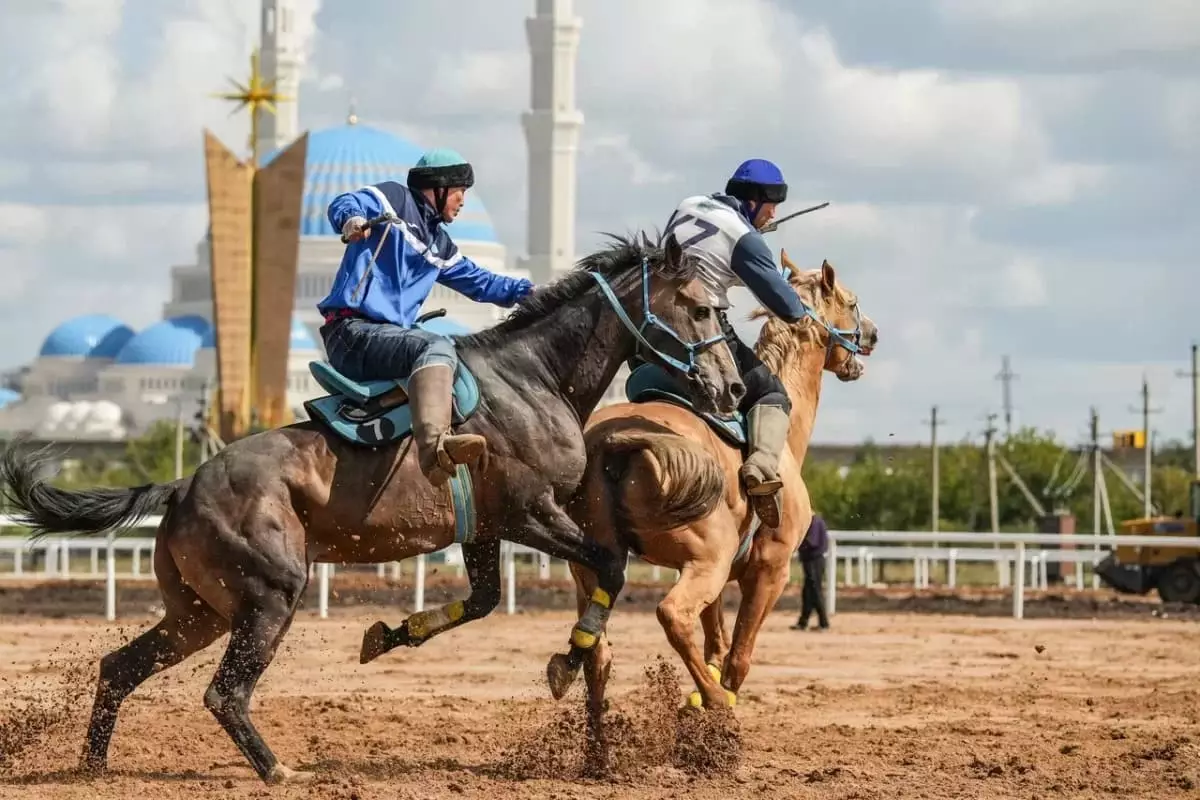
[[318, 149, 534, 485]]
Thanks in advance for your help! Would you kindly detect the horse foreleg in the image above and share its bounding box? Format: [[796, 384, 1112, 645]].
[[566, 562, 615, 768], [722, 536, 793, 696], [360, 538, 502, 663], [516, 495, 628, 700]]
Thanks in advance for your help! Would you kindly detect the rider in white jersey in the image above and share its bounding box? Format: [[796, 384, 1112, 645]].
[[663, 159, 808, 528]]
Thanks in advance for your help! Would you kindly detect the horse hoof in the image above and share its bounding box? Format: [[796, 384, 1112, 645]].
[[546, 652, 579, 700], [266, 764, 315, 785], [359, 621, 390, 664], [684, 688, 737, 709], [78, 755, 106, 776]]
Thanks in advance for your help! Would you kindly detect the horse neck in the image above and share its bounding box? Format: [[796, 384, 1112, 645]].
[[780, 346, 827, 468], [475, 290, 631, 422]]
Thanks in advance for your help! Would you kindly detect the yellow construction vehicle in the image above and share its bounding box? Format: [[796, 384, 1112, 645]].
[[1095, 480, 1200, 603]]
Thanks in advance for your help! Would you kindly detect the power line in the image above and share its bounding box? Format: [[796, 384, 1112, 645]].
[[995, 356, 1018, 438]]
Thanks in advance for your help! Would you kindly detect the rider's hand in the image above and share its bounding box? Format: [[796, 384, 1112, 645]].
[[341, 216, 369, 243]]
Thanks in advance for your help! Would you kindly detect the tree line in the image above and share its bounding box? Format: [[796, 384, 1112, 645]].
[[804, 427, 1198, 531], [35, 421, 1200, 533]]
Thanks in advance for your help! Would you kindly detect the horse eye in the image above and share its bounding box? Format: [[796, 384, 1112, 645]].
[[693, 306, 712, 322]]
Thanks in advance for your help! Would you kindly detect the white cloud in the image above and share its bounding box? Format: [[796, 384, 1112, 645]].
[[0, 0, 1195, 448]]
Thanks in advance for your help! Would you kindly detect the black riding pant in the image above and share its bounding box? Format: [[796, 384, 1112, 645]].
[[798, 557, 829, 629], [719, 311, 791, 416]]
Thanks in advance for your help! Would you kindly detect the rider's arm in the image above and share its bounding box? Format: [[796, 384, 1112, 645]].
[[437, 252, 534, 307], [729, 231, 807, 323], [326, 188, 386, 235]]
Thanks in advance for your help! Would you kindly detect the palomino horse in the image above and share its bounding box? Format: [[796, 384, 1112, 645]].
[[547, 253, 878, 727], [0, 234, 744, 785]]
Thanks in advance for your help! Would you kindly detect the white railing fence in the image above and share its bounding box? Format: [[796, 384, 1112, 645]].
[[0, 515, 1180, 622]]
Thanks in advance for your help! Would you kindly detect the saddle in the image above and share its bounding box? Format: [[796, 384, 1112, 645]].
[[302, 310, 481, 448], [302, 310, 481, 546], [623, 363, 747, 448]]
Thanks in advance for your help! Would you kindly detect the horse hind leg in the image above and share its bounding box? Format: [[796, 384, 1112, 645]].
[[203, 579, 307, 785], [686, 589, 732, 708], [659, 560, 735, 710], [360, 538, 502, 663], [83, 540, 226, 772]]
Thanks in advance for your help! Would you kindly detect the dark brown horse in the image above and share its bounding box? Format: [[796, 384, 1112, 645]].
[[0, 234, 742, 785]]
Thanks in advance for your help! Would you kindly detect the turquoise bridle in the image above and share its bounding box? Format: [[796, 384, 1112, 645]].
[[783, 266, 864, 357], [588, 258, 728, 380]]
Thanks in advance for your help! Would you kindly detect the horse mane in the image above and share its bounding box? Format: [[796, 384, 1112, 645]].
[[460, 231, 694, 351], [751, 266, 856, 378]]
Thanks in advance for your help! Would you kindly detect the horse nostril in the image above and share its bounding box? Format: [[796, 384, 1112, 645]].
[[729, 382, 746, 401]]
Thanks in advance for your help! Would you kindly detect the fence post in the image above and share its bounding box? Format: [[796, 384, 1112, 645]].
[[825, 539, 837, 616], [505, 543, 516, 615], [1012, 543, 1026, 620], [415, 554, 426, 612], [318, 563, 330, 619], [105, 533, 116, 622]]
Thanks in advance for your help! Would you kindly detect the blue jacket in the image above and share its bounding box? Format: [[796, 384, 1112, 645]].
[[798, 515, 828, 561], [318, 182, 533, 326]]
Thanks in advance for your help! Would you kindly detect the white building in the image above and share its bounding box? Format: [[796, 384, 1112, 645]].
[[0, 0, 623, 442]]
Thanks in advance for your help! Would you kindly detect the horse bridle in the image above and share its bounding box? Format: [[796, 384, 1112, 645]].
[[587, 258, 727, 384], [784, 266, 864, 358]]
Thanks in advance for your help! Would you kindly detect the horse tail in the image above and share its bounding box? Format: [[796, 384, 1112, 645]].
[[600, 430, 726, 532], [0, 436, 188, 540]]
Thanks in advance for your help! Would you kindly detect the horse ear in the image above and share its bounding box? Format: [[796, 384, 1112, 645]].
[[780, 249, 799, 281], [642, 231, 654, 249], [820, 259, 837, 296], [664, 233, 683, 271]]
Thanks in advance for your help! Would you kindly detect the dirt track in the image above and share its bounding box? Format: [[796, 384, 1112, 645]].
[[2, 601, 1200, 800]]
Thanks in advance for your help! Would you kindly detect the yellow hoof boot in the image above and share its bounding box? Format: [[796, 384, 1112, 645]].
[[685, 688, 738, 708]]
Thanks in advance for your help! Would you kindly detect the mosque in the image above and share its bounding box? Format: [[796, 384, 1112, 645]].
[[0, 0, 601, 443]]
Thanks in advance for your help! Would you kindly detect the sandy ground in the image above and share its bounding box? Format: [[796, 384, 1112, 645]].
[[1, 604, 1199, 800]]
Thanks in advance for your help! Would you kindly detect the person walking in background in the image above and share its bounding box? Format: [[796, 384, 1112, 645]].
[[792, 514, 830, 631]]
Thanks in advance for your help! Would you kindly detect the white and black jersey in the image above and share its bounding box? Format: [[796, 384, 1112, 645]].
[[664, 194, 806, 322]]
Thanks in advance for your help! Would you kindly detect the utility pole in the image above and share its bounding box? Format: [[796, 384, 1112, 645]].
[[1089, 408, 1102, 589], [1129, 377, 1162, 518], [995, 356, 1018, 438], [1176, 342, 1200, 479], [983, 413, 1002, 585], [923, 406, 944, 531], [984, 414, 1000, 534]]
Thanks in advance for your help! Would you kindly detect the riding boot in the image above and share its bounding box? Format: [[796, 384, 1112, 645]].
[[739, 404, 790, 529], [408, 364, 487, 486]]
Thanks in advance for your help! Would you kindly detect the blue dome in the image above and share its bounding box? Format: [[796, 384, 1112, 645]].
[[199, 315, 317, 352], [0, 388, 19, 409], [115, 315, 211, 366], [290, 316, 318, 351], [419, 316, 473, 338], [39, 314, 134, 359], [264, 122, 500, 244]]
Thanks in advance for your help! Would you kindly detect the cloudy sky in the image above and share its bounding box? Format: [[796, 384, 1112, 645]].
[[1, 0, 1197, 446]]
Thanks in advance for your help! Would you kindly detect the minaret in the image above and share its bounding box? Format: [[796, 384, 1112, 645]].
[[521, 0, 584, 284], [257, 0, 301, 158]]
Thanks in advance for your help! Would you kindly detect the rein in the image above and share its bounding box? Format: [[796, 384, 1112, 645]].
[[587, 258, 727, 381], [783, 266, 863, 357]]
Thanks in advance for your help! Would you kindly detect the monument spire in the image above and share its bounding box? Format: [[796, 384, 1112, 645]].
[[521, 0, 583, 284], [258, 0, 302, 156]]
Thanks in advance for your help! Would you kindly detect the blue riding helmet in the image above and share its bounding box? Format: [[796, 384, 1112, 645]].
[[725, 158, 788, 226], [408, 148, 475, 218]]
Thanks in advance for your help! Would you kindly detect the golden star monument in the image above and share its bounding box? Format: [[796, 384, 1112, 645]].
[[204, 49, 309, 442]]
